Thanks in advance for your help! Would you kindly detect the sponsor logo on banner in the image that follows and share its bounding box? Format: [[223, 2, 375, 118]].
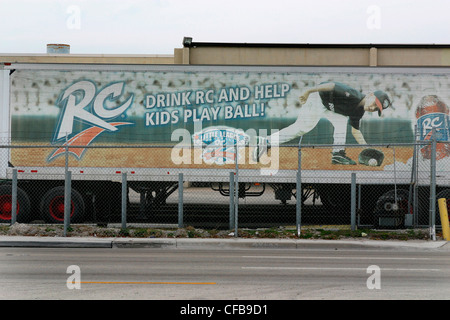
[[417, 113, 450, 142], [192, 126, 249, 165], [48, 81, 134, 161]]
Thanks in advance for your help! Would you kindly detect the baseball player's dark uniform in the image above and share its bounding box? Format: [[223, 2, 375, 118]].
[[318, 82, 366, 131]]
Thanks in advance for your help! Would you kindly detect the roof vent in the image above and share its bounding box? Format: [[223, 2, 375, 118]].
[[47, 44, 70, 54]]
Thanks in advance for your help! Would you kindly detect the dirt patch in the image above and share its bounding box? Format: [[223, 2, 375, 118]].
[[0, 223, 435, 240]]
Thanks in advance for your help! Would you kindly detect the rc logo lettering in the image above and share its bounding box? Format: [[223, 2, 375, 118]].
[[49, 81, 134, 161], [419, 114, 449, 142]]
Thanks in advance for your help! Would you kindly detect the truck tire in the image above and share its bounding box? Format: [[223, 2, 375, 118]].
[[40, 186, 85, 223], [373, 189, 411, 228], [0, 185, 31, 223]]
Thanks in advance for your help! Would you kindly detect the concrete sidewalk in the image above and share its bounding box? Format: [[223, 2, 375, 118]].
[[0, 235, 449, 250]]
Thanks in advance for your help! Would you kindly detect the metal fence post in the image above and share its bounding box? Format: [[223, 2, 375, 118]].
[[63, 133, 71, 237], [11, 168, 17, 225], [65, 133, 69, 174], [409, 127, 418, 227], [234, 144, 239, 238], [64, 170, 71, 237], [430, 128, 437, 241], [229, 171, 235, 230], [178, 173, 184, 228], [351, 172, 356, 231], [121, 172, 127, 230], [414, 127, 420, 227], [296, 140, 302, 237]]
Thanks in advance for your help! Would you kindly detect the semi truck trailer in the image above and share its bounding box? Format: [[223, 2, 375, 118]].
[[0, 62, 449, 226]]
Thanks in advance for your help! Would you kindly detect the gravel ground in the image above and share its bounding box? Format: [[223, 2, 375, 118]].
[[0, 223, 436, 241]]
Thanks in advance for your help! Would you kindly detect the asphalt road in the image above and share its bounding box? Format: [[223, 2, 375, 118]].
[[1, 246, 449, 301]]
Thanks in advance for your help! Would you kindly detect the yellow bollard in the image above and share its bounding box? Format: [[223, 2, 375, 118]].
[[438, 198, 450, 241]]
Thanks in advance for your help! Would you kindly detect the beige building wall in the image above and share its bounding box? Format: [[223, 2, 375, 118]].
[[0, 54, 174, 65], [174, 43, 450, 67], [2, 41, 449, 67], [178, 47, 371, 66], [376, 48, 450, 66]]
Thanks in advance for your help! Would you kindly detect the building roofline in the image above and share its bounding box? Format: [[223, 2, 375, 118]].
[[182, 38, 450, 49]]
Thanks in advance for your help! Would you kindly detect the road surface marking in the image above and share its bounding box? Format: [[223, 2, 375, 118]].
[[242, 256, 433, 260], [242, 267, 441, 272], [81, 281, 216, 285]]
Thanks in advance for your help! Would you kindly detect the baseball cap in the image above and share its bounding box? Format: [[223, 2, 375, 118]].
[[374, 90, 391, 116]]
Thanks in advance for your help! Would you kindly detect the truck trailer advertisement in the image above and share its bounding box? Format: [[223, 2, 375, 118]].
[[6, 65, 450, 173], [1, 63, 450, 224]]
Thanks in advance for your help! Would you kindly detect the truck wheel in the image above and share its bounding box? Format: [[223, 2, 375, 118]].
[[0, 185, 31, 223], [40, 186, 85, 223], [373, 189, 411, 228]]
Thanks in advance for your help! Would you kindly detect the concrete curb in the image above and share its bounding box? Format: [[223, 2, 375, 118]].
[[115, 238, 450, 250], [0, 236, 113, 248], [0, 236, 448, 250]]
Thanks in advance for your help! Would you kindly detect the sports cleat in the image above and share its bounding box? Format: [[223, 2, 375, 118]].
[[252, 137, 269, 162], [331, 150, 356, 165]]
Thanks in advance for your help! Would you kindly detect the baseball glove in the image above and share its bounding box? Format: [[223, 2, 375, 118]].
[[358, 148, 384, 166]]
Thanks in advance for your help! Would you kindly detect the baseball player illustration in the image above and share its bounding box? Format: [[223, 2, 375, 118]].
[[253, 81, 391, 165]]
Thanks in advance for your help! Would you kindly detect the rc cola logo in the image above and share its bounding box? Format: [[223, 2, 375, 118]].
[[192, 126, 249, 165], [48, 81, 134, 161]]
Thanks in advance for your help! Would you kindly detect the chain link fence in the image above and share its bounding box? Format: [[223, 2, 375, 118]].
[[1, 138, 449, 239]]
